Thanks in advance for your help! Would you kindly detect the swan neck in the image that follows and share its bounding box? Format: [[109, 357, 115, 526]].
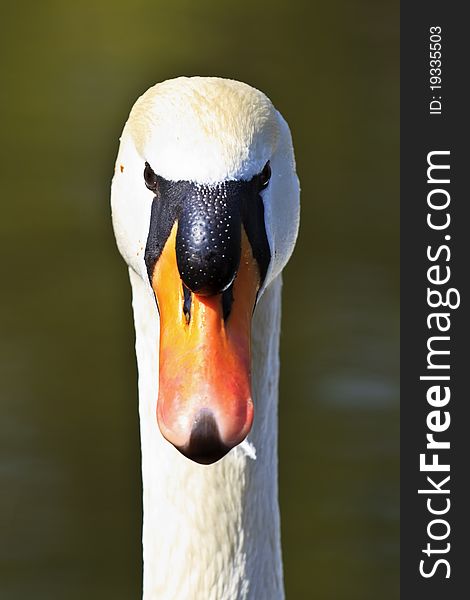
[[129, 268, 284, 600]]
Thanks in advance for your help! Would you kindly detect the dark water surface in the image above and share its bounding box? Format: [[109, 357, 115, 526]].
[[0, 1, 399, 598]]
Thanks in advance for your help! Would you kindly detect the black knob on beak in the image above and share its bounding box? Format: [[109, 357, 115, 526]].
[[176, 183, 241, 296]]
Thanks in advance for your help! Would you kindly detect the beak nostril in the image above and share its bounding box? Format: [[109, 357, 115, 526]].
[[222, 283, 234, 321], [182, 284, 192, 324]]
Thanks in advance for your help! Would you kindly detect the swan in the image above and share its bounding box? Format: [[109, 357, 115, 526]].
[[111, 76, 300, 600]]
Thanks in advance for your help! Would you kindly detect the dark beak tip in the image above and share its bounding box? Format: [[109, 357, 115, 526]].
[[176, 410, 231, 465], [177, 446, 230, 465]]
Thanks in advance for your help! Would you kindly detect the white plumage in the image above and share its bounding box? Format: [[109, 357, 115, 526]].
[[111, 77, 299, 600]]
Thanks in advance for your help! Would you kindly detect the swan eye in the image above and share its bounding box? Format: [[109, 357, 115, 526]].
[[144, 162, 158, 192], [259, 161, 271, 189]]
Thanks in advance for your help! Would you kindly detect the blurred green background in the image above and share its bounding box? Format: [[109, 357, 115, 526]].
[[0, 1, 399, 598]]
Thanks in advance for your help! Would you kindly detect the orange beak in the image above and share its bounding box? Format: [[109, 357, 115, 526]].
[[151, 223, 260, 464]]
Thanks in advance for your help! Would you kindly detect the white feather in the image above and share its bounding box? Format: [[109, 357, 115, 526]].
[[111, 77, 300, 600]]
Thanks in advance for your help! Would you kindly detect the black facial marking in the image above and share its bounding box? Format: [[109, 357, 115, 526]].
[[241, 186, 271, 287], [144, 178, 180, 279], [144, 167, 272, 301]]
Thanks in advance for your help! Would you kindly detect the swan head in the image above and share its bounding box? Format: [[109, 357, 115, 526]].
[[111, 77, 299, 464]]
